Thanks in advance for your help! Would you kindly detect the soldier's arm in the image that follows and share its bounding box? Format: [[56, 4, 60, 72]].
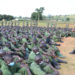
[[20, 63, 32, 75], [39, 49, 51, 56], [24, 64, 32, 75], [30, 62, 45, 75], [14, 48, 21, 51], [50, 40, 60, 46], [10, 43, 18, 51], [13, 55, 23, 63], [14, 43, 25, 51], [12, 46, 23, 51], [42, 50, 53, 57], [48, 63, 57, 71], [6, 51, 14, 55], [43, 52, 52, 56]]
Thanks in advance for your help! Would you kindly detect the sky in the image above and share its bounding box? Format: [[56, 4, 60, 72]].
[[0, 0, 75, 17]]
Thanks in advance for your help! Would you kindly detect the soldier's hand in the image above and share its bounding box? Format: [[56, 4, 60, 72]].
[[50, 50, 56, 57], [6, 51, 13, 54], [44, 58, 49, 63]]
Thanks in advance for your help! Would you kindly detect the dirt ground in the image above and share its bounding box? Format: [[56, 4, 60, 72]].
[[57, 37, 75, 75]]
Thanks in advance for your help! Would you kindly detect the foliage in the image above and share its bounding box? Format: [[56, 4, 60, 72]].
[[66, 17, 70, 21], [0, 14, 14, 21], [31, 12, 38, 20], [31, 7, 45, 20]]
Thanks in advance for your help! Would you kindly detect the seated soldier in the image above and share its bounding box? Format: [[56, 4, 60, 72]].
[[0, 50, 12, 75], [3, 54, 32, 75], [10, 39, 27, 59], [28, 46, 41, 64], [39, 43, 61, 69], [0, 32, 8, 45], [51, 45, 65, 58], [46, 34, 60, 46], [30, 55, 59, 75], [3, 42, 11, 52]]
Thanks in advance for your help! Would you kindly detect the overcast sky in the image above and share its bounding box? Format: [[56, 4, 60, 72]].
[[0, 0, 75, 17]]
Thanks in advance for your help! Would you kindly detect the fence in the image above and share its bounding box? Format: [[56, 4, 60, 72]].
[[0, 20, 75, 28]]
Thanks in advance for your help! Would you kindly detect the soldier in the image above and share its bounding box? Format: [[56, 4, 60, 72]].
[[39, 42, 61, 69], [0, 50, 12, 75], [3, 54, 31, 75], [30, 55, 59, 75], [28, 46, 41, 64]]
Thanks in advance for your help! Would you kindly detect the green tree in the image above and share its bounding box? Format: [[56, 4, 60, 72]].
[[31, 12, 38, 20], [66, 17, 70, 28], [31, 7, 45, 21], [0, 15, 3, 20], [66, 17, 70, 21], [35, 7, 44, 21], [0, 14, 14, 21]]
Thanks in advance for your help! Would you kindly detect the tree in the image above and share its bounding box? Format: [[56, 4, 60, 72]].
[[0, 15, 3, 20], [31, 12, 38, 20], [31, 7, 45, 21], [0, 14, 14, 21], [35, 7, 44, 21], [40, 7, 44, 13], [66, 17, 70, 21], [66, 17, 70, 28]]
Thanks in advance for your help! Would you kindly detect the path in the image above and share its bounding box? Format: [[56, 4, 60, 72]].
[[57, 37, 75, 75]]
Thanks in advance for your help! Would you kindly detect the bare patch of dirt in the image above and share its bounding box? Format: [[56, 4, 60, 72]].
[[57, 37, 75, 75]]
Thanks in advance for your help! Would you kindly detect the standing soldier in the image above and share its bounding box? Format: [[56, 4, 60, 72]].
[[47, 22, 49, 28], [30, 20, 33, 27], [14, 20, 16, 26], [22, 20, 25, 27], [35, 20, 37, 27], [1, 20, 3, 26], [26, 20, 29, 27], [11, 20, 13, 27], [5, 20, 7, 26], [17, 20, 20, 27]]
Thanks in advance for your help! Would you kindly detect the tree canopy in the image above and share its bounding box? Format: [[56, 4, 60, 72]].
[[31, 7, 45, 20], [0, 14, 14, 21]]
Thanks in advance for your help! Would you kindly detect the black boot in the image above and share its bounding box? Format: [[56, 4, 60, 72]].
[[57, 58, 67, 64], [70, 50, 75, 54], [51, 59, 61, 70], [54, 65, 61, 70], [60, 40, 64, 43], [55, 43, 61, 46]]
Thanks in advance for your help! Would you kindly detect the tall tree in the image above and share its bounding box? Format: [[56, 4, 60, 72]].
[[31, 7, 45, 21], [66, 17, 70, 28], [31, 12, 38, 20], [0, 14, 14, 21], [35, 7, 44, 21]]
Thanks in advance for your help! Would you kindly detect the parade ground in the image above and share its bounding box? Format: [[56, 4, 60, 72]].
[[57, 37, 75, 75]]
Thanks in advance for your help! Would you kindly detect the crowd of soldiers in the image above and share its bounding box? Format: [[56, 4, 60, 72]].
[[0, 25, 75, 75]]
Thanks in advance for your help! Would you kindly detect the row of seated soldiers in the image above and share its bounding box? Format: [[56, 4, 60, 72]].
[[0, 26, 75, 75]]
